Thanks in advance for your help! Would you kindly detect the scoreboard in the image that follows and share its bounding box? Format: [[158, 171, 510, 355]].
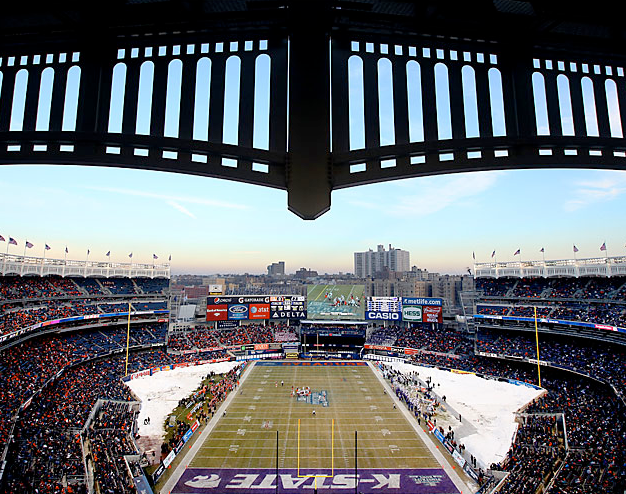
[[365, 296, 443, 323], [366, 296, 401, 313], [270, 295, 306, 319]]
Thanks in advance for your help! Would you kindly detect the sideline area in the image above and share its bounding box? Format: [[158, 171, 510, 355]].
[[367, 361, 474, 494], [159, 361, 257, 493]]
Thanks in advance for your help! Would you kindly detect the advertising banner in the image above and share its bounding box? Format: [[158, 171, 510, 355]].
[[206, 304, 228, 321], [228, 304, 249, 320], [209, 296, 270, 305], [402, 297, 443, 307], [422, 306, 443, 323], [365, 311, 401, 321], [271, 309, 307, 319], [249, 303, 270, 320], [209, 284, 223, 295], [402, 306, 423, 321]]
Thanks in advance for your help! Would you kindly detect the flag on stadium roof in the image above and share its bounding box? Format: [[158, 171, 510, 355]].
[[129, 252, 133, 258], [153, 254, 158, 259], [45, 244, 50, 250], [65, 246, 68, 254], [9, 238, 17, 245], [87, 249, 90, 255], [491, 250, 496, 258], [25, 241, 33, 248], [573, 245, 579, 253], [600, 242, 606, 251], [0, 235, 5, 242], [169, 254, 172, 261], [540, 247, 544, 253], [106, 251, 111, 257], [514, 249, 520, 255], [472, 251, 475, 260]]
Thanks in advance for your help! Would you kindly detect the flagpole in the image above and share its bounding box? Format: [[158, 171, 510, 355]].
[[125, 301, 132, 376], [534, 306, 541, 387]]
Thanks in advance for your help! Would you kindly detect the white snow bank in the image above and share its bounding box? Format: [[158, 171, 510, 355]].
[[125, 361, 241, 441], [383, 360, 543, 467]]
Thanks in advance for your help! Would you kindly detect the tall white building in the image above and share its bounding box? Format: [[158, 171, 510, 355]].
[[354, 244, 410, 277]]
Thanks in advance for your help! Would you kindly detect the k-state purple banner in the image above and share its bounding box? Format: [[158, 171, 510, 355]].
[[173, 468, 459, 494]]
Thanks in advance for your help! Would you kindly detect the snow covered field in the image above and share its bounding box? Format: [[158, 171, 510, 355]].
[[125, 361, 241, 442], [383, 360, 544, 468]]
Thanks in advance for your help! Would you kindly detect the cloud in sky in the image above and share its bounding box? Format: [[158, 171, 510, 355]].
[[84, 185, 249, 210], [347, 170, 503, 216], [564, 171, 626, 211], [167, 200, 196, 219]]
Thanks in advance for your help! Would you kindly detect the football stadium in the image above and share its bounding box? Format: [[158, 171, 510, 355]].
[[2, 2, 626, 494], [0, 256, 625, 494]]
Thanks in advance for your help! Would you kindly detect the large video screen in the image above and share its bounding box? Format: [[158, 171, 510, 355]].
[[306, 284, 365, 321]]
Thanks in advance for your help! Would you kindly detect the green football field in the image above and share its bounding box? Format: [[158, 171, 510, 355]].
[[189, 362, 438, 471]]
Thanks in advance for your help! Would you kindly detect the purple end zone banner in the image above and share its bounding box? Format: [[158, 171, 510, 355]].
[[173, 468, 459, 494], [255, 361, 367, 366]]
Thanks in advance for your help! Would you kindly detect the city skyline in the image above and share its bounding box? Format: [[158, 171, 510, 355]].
[[1, 164, 625, 275]]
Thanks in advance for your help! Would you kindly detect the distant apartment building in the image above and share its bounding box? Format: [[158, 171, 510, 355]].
[[267, 261, 285, 276], [354, 244, 410, 278]]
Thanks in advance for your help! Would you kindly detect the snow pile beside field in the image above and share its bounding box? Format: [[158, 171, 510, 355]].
[[384, 360, 543, 467], [125, 361, 241, 441]]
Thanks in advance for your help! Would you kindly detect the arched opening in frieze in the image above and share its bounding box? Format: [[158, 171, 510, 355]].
[[164, 59, 182, 138], [434, 62, 452, 140], [253, 54, 271, 150], [36, 67, 54, 131], [10, 69, 29, 132], [488, 68, 506, 137], [532, 72, 549, 135], [605, 79, 623, 138], [62, 66, 81, 132], [406, 60, 423, 143], [223, 55, 241, 147], [193, 57, 211, 142], [461, 65, 479, 138], [136, 61, 154, 136], [348, 55, 365, 150], [581, 76, 599, 137], [377, 57, 395, 146], [556, 74, 575, 136], [108, 63, 126, 134], [378, 57, 395, 168]]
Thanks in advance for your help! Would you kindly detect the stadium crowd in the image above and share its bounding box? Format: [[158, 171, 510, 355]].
[[0, 276, 168, 300], [475, 276, 626, 329], [367, 325, 472, 355], [167, 324, 298, 352]]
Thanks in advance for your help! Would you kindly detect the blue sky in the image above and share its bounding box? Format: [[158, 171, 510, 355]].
[[1, 165, 625, 274], [2, 46, 626, 274]]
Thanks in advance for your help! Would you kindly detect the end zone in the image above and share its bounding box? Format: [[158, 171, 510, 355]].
[[173, 468, 460, 493]]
